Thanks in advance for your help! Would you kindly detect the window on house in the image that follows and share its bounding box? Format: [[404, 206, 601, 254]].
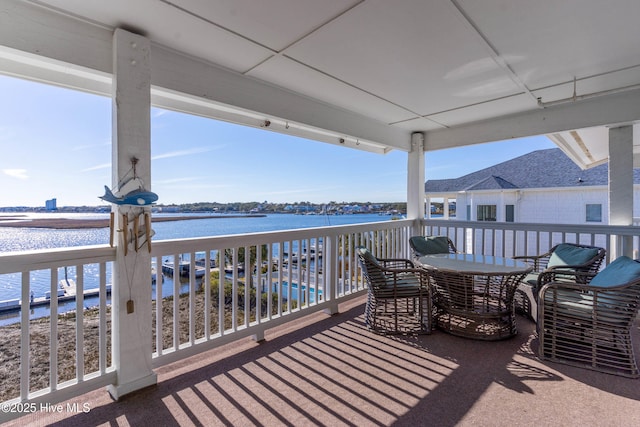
[[477, 205, 497, 221], [505, 205, 514, 222], [448, 198, 456, 218], [586, 204, 602, 222]]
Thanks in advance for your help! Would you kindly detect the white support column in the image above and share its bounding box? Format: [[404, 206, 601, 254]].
[[458, 193, 467, 220], [407, 132, 425, 235], [609, 125, 634, 258], [425, 196, 431, 218], [107, 28, 157, 400]]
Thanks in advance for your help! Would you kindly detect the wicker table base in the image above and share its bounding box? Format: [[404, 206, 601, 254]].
[[419, 254, 532, 341]]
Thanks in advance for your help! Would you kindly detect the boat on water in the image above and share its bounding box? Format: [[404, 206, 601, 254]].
[[223, 264, 245, 276], [306, 243, 323, 257], [282, 252, 306, 263], [151, 263, 164, 283], [195, 257, 217, 268], [162, 260, 206, 278]]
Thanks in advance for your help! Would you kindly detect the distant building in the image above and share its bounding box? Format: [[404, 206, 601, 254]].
[[284, 205, 316, 213], [45, 198, 57, 211], [424, 148, 640, 225]]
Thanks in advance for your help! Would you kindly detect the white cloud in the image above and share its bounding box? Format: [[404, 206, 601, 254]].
[[82, 163, 111, 172], [155, 177, 199, 184], [72, 140, 111, 151], [159, 182, 230, 190], [152, 109, 169, 118], [3, 169, 28, 179], [152, 147, 214, 160], [262, 188, 322, 196]]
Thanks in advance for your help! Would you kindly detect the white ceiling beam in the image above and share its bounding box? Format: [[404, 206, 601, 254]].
[[0, 46, 112, 96], [149, 44, 409, 152], [0, 0, 410, 152], [424, 87, 640, 151], [0, 0, 113, 75]]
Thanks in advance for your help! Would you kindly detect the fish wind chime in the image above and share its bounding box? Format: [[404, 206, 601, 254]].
[[99, 157, 158, 255]]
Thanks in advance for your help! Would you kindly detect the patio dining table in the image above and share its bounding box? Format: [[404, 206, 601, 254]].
[[418, 254, 533, 340]]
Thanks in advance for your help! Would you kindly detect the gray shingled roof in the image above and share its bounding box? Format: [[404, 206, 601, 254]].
[[425, 148, 640, 193]]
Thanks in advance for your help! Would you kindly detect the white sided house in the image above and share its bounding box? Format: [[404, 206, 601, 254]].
[[425, 148, 640, 225]]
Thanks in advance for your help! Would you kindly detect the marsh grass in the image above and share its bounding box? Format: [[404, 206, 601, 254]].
[[0, 283, 286, 402]]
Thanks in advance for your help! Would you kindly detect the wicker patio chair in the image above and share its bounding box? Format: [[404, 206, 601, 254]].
[[513, 243, 605, 321], [409, 235, 458, 259], [538, 256, 640, 377], [356, 246, 432, 335]]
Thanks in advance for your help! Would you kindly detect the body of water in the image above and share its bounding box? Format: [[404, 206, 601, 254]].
[[0, 212, 393, 314]]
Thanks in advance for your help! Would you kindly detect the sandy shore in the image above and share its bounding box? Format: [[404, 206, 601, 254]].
[[0, 214, 266, 229]]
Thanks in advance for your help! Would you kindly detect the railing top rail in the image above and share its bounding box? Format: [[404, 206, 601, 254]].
[[0, 220, 414, 273], [151, 219, 414, 253], [0, 244, 115, 275], [422, 219, 640, 236]]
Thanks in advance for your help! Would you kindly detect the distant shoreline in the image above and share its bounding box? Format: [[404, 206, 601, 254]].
[[0, 214, 267, 229]]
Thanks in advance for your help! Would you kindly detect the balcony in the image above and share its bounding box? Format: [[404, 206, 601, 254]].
[[3, 1, 640, 424], [2, 219, 640, 425]]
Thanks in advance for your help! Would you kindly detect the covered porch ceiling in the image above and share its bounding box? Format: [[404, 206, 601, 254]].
[[2, 0, 640, 165]]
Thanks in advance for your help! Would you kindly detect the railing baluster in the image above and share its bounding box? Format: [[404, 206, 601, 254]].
[[172, 253, 179, 350], [50, 269, 58, 391], [204, 253, 211, 337], [343, 233, 349, 295], [244, 245, 250, 323], [218, 247, 225, 336], [275, 242, 281, 316], [285, 242, 291, 314], [154, 256, 163, 355], [231, 247, 238, 331], [76, 265, 84, 382], [317, 236, 322, 302], [255, 245, 262, 320], [303, 238, 310, 307], [99, 262, 107, 374], [267, 243, 273, 320], [20, 272, 29, 400], [189, 251, 196, 345]]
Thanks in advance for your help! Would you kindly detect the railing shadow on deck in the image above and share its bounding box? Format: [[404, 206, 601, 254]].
[[22, 296, 640, 427], [0, 219, 415, 421], [20, 299, 532, 427]]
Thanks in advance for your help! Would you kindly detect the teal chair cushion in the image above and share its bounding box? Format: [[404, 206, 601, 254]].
[[547, 243, 599, 268], [357, 247, 388, 286], [523, 272, 539, 286], [358, 246, 380, 267], [411, 236, 450, 255], [590, 256, 640, 288]]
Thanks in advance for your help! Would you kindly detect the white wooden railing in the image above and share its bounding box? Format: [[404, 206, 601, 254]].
[[0, 219, 413, 421], [4, 217, 640, 421], [149, 220, 412, 366], [421, 219, 640, 263], [0, 245, 116, 417]]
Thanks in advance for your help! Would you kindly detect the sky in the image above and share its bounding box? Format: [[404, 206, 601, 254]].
[[0, 74, 555, 207]]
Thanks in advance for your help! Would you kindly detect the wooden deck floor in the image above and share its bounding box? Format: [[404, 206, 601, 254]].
[[7, 296, 640, 427]]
